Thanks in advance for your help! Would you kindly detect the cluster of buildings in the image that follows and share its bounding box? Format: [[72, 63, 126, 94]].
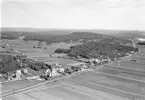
[[86, 51, 136, 66], [0, 51, 130, 82], [0, 55, 114, 81], [40, 63, 89, 80], [87, 58, 111, 66], [40, 67, 63, 80], [0, 48, 31, 82], [1, 68, 29, 81], [1, 43, 136, 82]]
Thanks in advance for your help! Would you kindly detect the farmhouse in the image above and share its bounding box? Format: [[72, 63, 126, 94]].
[[50, 68, 60, 77], [7, 69, 22, 81]]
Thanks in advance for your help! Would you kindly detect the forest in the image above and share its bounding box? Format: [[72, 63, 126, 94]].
[[55, 41, 139, 59], [137, 41, 145, 45], [0, 54, 52, 74]]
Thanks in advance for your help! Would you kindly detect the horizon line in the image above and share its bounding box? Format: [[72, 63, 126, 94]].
[[1, 26, 145, 32]]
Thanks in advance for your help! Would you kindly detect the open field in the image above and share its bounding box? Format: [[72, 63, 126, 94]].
[[1, 79, 46, 96], [2, 53, 145, 100], [59, 49, 145, 100], [1, 39, 145, 100], [2, 83, 108, 100], [98, 66, 145, 81], [2, 80, 130, 100], [0, 39, 80, 65]]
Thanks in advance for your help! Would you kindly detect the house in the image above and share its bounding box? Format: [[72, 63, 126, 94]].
[[95, 59, 101, 63], [15, 70, 22, 80], [40, 69, 51, 80], [43, 68, 51, 76], [82, 64, 88, 69], [64, 68, 74, 74], [45, 69, 51, 73], [50, 68, 60, 77], [57, 67, 65, 73], [21, 68, 28, 74], [7, 69, 22, 81], [89, 59, 101, 65], [80, 64, 88, 71]]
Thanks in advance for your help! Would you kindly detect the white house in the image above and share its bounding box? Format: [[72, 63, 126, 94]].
[[57, 68, 65, 73], [45, 69, 51, 74], [89, 58, 101, 64], [9, 70, 22, 81], [22, 68, 28, 74], [95, 59, 101, 63], [15, 70, 22, 80], [82, 64, 88, 69], [50, 69, 60, 77]]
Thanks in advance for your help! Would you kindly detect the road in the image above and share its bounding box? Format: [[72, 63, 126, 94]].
[[0, 68, 91, 99]]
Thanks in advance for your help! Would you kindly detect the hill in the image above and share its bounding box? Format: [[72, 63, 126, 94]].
[[0, 53, 51, 74], [2, 27, 144, 45], [0, 27, 72, 40], [108, 30, 145, 39], [55, 41, 139, 59], [24, 32, 132, 45]]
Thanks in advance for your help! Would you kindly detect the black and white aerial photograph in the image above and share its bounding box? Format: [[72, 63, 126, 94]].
[[1, 0, 145, 100]]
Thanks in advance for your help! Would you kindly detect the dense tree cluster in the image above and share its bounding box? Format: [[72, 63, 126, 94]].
[[26, 60, 52, 71], [24, 32, 132, 45], [0, 55, 21, 73], [24, 33, 55, 42], [137, 42, 145, 45], [1, 31, 21, 40], [1, 28, 132, 45], [54, 48, 69, 54], [0, 54, 52, 74], [55, 42, 139, 59]]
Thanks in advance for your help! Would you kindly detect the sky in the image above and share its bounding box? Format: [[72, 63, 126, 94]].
[[1, 0, 145, 30]]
